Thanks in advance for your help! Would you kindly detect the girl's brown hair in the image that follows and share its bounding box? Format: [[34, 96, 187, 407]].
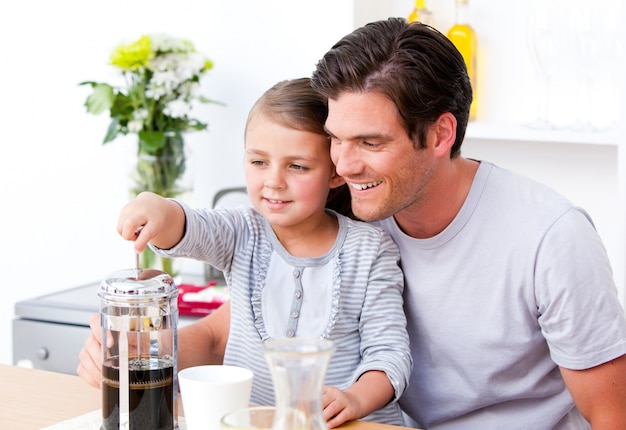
[[245, 78, 354, 219]]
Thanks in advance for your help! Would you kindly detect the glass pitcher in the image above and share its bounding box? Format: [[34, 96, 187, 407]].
[[99, 268, 179, 430], [263, 337, 335, 430]]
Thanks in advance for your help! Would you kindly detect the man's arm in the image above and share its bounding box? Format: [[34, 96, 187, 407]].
[[561, 353, 626, 429], [178, 301, 231, 371]]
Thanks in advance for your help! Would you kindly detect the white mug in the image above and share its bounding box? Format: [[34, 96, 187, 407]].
[[178, 365, 254, 430]]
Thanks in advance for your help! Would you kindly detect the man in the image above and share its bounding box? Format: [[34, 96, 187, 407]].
[[79, 19, 626, 429], [311, 18, 626, 429]]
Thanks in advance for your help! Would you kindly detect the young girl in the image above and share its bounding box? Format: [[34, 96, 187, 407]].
[[116, 78, 411, 427]]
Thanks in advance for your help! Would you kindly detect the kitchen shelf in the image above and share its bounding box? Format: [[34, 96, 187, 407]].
[[466, 121, 621, 147]]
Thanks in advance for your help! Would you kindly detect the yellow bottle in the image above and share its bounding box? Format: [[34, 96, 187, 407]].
[[447, 0, 478, 120], [408, 0, 434, 27]]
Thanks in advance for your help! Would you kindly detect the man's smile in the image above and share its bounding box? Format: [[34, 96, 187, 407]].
[[349, 181, 382, 191]]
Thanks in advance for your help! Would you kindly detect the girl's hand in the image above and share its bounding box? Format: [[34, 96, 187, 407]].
[[117, 191, 183, 252], [322, 385, 361, 428], [322, 371, 395, 428]]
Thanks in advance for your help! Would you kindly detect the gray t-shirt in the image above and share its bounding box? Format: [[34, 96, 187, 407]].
[[377, 161, 626, 430]]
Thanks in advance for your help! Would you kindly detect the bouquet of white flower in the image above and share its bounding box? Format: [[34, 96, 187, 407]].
[[81, 34, 220, 272], [81, 33, 218, 153]]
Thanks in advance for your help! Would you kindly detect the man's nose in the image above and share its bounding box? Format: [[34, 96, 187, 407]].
[[331, 142, 360, 178]]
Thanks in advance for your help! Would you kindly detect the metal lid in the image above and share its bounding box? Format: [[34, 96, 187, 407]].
[[98, 268, 176, 301]]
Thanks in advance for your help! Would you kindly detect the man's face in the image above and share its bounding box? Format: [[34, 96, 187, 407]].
[[325, 91, 435, 221]]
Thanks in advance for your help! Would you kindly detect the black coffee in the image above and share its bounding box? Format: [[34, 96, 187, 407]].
[[102, 356, 174, 430]]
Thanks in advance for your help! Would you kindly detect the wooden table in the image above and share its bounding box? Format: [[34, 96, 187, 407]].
[[0, 364, 413, 429], [0, 364, 101, 429]]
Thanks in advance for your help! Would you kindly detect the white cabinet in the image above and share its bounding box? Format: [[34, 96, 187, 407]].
[[354, 0, 626, 303]]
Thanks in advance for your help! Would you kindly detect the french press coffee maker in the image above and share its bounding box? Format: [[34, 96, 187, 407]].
[[99, 267, 179, 430]]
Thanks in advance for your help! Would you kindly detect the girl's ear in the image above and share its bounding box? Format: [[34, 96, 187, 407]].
[[329, 170, 346, 189]]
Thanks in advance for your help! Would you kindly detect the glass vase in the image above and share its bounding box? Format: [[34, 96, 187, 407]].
[[130, 132, 193, 276]]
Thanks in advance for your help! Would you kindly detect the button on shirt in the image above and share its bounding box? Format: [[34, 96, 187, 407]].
[[262, 254, 333, 338]]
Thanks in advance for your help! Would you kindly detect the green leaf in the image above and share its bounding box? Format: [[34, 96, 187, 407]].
[[186, 120, 208, 131], [110, 93, 134, 119], [197, 95, 226, 106], [103, 117, 120, 144], [78, 81, 99, 87], [85, 84, 115, 115], [138, 130, 166, 154]]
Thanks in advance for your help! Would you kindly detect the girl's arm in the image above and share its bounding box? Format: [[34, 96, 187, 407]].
[[178, 301, 231, 370], [322, 370, 394, 428]]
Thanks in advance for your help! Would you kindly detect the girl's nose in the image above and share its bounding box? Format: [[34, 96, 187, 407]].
[[264, 168, 286, 190]]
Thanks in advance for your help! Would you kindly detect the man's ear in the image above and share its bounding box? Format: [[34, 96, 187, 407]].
[[432, 112, 457, 158], [329, 170, 346, 189]]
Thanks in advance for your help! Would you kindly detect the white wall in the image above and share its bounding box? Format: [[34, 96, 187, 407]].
[[0, 0, 356, 365]]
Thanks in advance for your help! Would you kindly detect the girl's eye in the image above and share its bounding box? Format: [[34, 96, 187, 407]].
[[250, 160, 266, 166], [290, 164, 308, 171]]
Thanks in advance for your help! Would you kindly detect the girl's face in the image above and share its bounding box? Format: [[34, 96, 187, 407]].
[[244, 114, 342, 231]]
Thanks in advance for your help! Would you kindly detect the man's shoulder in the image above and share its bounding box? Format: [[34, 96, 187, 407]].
[[482, 161, 574, 208]]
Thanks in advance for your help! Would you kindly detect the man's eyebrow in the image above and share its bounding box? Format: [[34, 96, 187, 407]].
[[324, 126, 393, 142]]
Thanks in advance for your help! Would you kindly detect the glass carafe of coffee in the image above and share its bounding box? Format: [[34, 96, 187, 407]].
[[99, 268, 179, 430]]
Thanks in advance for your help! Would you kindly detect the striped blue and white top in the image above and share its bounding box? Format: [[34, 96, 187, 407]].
[[157, 203, 412, 425]]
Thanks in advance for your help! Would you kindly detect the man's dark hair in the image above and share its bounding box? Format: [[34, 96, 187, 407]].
[[312, 18, 472, 157]]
